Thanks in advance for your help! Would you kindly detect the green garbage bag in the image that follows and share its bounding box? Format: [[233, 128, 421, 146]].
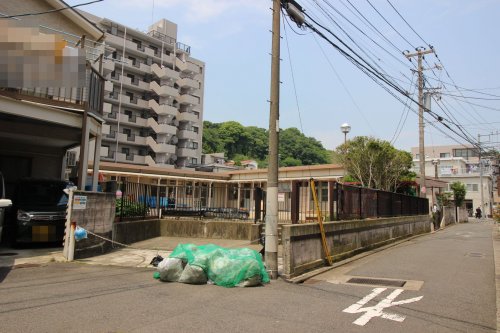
[[169, 243, 270, 288]]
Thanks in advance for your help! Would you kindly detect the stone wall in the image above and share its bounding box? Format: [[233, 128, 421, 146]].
[[281, 215, 431, 279]]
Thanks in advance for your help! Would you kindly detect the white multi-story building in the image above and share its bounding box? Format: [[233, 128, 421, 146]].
[[411, 145, 498, 216], [81, 12, 205, 169]]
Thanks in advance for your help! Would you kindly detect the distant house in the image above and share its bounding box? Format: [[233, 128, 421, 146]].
[[240, 160, 258, 170]]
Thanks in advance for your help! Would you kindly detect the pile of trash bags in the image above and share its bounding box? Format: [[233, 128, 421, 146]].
[[155, 243, 270, 288]]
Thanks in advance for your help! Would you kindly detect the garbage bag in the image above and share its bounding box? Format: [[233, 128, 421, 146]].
[[169, 243, 269, 288], [178, 263, 207, 284], [158, 257, 185, 282]]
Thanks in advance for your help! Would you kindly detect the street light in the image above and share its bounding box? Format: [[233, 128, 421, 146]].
[[432, 158, 440, 179], [340, 123, 351, 145], [340, 123, 351, 180]]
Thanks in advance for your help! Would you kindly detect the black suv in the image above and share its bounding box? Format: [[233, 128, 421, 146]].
[[8, 178, 71, 244]]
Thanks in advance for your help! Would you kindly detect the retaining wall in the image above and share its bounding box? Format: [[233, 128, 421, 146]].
[[281, 215, 431, 279]]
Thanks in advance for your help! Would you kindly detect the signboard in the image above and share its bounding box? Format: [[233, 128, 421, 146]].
[[278, 183, 291, 193], [278, 193, 285, 202], [73, 195, 87, 210]]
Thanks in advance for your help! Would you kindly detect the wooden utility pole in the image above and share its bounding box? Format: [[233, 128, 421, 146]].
[[405, 48, 434, 197], [265, 0, 281, 279]]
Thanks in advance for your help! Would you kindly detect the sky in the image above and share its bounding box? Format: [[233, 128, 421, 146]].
[[66, 0, 500, 152]]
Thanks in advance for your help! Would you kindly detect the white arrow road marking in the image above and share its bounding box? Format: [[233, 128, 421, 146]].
[[343, 288, 423, 326]]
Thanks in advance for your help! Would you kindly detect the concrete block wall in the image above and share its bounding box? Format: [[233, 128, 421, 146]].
[[281, 215, 431, 279], [73, 191, 115, 259]]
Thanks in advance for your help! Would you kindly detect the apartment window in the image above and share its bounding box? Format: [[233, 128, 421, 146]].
[[121, 147, 130, 155], [453, 148, 479, 159], [466, 184, 479, 192], [193, 142, 198, 149], [124, 110, 132, 119], [132, 39, 142, 49], [191, 158, 198, 165], [440, 153, 450, 158], [128, 56, 136, 65], [415, 154, 419, 159], [123, 128, 131, 137], [193, 127, 199, 133], [127, 73, 135, 81], [112, 51, 117, 59], [125, 91, 134, 100]]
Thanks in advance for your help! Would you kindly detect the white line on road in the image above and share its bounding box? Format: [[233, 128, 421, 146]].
[[343, 288, 423, 326]]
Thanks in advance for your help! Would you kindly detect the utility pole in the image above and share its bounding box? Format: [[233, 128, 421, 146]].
[[265, 0, 281, 280], [478, 134, 485, 219], [405, 48, 434, 197]]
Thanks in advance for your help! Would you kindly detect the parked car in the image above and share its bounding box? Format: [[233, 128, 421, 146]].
[[0, 171, 12, 242], [6, 178, 72, 245]]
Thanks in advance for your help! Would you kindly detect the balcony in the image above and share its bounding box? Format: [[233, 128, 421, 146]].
[[176, 58, 200, 74], [177, 129, 198, 140], [149, 99, 177, 117], [178, 93, 199, 105], [147, 118, 177, 136], [104, 80, 113, 93], [151, 63, 180, 81], [177, 111, 198, 123], [146, 137, 176, 154], [177, 77, 199, 90], [102, 59, 115, 75], [150, 81, 179, 98], [103, 102, 112, 114], [114, 152, 146, 164], [177, 147, 198, 158]]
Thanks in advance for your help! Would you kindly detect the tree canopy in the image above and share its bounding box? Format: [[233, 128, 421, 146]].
[[333, 136, 414, 191], [202, 121, 331, 167]]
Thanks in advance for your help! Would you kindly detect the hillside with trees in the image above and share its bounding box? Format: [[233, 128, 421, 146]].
[[202, 121, 331, 167]]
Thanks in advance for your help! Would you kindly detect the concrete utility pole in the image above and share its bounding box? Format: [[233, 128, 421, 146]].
[[265, 0, 281, 280], [478, 134, 485, 218], [405, 48, 434, 197]]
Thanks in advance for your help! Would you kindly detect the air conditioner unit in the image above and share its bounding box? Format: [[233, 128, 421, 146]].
[[66, 151, 77, 167]]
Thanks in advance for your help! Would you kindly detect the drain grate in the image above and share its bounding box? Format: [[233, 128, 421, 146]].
[[0, 252, 18, 257], [466, 252, 485, 258], [347, 277, 406, 287]]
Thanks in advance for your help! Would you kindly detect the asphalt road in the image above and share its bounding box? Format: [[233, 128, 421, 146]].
[[0, 220, 496, 333]]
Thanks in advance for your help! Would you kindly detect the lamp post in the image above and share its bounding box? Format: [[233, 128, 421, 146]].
[[340, 123, 351, 180], [432, 158, 440, 179], [340, 123, 351, 145]]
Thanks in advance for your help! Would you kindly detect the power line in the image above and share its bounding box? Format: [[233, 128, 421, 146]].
[[386, 0, 428, 46], [0, 0, 104, 19]]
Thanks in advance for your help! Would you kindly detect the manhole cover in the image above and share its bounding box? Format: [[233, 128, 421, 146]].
[[0, 252, 18, 256], [347, 277, 406, 287], [466, 252, 485, 258]]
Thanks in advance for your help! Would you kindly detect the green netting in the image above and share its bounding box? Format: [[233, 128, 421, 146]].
[[169, 243, 270, 287]]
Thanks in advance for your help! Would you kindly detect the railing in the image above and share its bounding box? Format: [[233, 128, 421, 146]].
[[113, 181, 429, 223]]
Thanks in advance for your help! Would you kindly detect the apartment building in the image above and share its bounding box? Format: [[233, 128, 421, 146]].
[[81, 12, 205, 169], [411, 145, 498, 216]]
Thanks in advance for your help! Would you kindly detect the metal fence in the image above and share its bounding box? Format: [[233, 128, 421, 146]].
[[114, 180, 429, 223], [336, 183, 429, 220], [116, 181, 256, 222]]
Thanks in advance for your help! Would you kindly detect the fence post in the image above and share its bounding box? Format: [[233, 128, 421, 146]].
[[328, 181, 335, 221], [359, 187, 362, 219], [290, 181, 299, 224], [336, 183, 340, 221], [120, 182, 125, 222], [254, 187, 262, 223], [143, 183, 147, 220], [376, 190, 379, 218]]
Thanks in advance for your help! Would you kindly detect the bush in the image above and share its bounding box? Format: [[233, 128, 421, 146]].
[[115, 198, 149, 217]]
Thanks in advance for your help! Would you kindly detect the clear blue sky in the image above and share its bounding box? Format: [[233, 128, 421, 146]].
[[67, 0, 500, 152]]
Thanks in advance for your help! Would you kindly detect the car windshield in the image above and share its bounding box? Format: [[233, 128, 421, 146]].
[[16, 181, 68, 207]]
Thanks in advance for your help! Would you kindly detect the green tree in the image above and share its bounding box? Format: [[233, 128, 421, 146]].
[[333, 136, 414, 191], [450, 181, 466, 207]]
